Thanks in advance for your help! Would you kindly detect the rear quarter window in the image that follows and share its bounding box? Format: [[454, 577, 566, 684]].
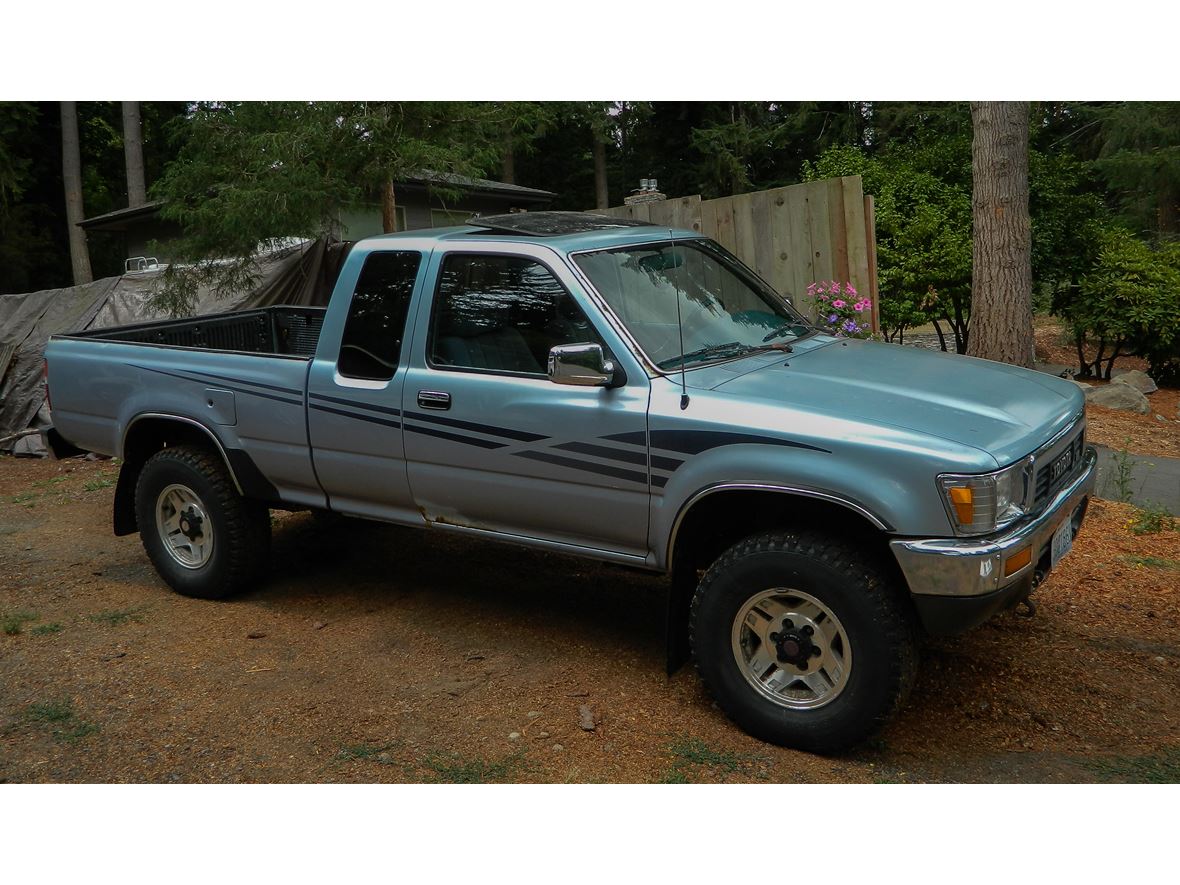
[[337, 251, 422, 381]]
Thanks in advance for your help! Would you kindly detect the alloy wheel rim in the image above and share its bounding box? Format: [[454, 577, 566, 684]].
[[155, 483, 214, 569], [731, 588, 852, 710]]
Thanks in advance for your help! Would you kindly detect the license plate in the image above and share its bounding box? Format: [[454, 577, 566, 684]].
[[1050, 519, 1073, 567]]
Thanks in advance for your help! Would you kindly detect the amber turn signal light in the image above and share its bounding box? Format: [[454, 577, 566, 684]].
[[1004, 547, 1032, 577], [948, 486, 974, 525]]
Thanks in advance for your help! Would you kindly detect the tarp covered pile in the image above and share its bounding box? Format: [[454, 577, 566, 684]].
[[0, 239, 347, 455]]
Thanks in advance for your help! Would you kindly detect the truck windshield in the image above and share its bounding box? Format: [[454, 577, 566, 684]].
[[573, 239, 812, 370]]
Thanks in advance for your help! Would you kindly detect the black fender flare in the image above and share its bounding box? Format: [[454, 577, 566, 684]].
[[114, 413, 278, 536]]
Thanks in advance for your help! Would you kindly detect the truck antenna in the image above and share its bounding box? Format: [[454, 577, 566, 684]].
[[670, 229, 689, 410]]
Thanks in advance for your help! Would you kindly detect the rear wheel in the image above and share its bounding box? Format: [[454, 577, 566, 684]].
[[690, 530, 917, 754], [134, 445, 270, 599]]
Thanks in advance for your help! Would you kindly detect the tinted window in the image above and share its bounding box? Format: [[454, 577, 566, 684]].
[[430, 254, 603, 375], [338, 251, 421, 381]]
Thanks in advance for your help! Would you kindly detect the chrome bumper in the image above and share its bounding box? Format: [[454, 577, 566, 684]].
[[891, 446, 1098, 599]]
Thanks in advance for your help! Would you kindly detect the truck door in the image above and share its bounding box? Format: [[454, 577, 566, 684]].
[[402, 245, 651, 559], [306, 247, 427, 522]]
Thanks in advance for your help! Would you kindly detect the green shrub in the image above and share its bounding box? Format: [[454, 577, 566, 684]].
[[1062, 229, 1180, 381]]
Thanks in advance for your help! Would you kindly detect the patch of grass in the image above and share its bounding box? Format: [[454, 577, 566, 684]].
[[30, 623, 64, 635], [1121, 555, 1180, 571], [337, 742, 396, 762], [421, 751, 525, 784], [2, 611, 38, 636], [88, 606, 147, 627], [82, 476, 115, 492], [24, 701, 74, 724], [669, 737, 742, 773], [1084, 748, 1180, 784], [1130, 503, 1176, 535], [32, 476, 68, 488], [21, 699, 99, 743], [661, 737, 749, 783], [12, 492, 37, 505], [56, 722, 100, 742]]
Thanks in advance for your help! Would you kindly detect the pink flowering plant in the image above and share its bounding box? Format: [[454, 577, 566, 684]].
[[806, 280, 873, 339]]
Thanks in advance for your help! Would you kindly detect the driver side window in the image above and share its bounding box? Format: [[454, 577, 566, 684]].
[[429, 254, 605, 376]]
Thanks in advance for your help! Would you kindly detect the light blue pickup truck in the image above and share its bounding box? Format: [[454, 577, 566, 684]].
[[45, 212, 1096, 752]]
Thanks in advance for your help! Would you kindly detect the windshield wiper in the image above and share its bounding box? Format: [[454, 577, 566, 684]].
[[658, 341, 756, 369], [761, 321, 814, 343]]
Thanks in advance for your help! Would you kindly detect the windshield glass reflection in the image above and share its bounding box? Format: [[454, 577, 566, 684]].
[[574, 240, 810, 368]]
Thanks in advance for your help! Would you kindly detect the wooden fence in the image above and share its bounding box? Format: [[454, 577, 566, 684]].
[[591, 176, 879, 330]]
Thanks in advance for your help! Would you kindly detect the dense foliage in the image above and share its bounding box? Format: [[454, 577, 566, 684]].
[[1065, 229, 1180, 382]]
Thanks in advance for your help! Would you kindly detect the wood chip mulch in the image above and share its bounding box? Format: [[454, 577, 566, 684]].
[[1085, 386, 1180, 459]]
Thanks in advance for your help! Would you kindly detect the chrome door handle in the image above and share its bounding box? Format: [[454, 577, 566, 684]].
[[417, 390, 451, 410]]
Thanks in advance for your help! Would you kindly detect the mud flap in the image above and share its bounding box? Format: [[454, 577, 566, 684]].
[[665, 558, 696, 675], [113, 461, 141, 536]]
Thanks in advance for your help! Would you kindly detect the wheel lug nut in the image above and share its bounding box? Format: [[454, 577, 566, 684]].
[[797, 662, 808, 670], [782, 619, 794, 629], [769, 632, 779, 642], [801, 625, 813, 636], [811, 647, 822, 657]]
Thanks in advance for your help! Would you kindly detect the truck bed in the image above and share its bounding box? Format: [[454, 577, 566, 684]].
[[69, 306, 326, 358], [47, 306, 329, 509]]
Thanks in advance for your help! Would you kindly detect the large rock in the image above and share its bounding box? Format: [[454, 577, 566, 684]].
[[1111, 369, 1158, 395], [1085, 383, 1151, 414]]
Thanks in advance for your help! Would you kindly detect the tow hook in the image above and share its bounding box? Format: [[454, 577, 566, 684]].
[[1014, 569, 1047, 617]]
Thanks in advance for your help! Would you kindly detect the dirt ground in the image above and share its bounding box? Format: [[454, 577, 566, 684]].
[[1, 456, 1178, 784]]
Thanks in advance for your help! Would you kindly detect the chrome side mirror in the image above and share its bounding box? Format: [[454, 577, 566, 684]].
[[547, 343, 615, 387]]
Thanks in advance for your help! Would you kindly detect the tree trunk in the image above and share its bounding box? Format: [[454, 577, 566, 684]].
[[967, 101, 1033, 368], [1075, 333, 1091, 378], [1159, 183, 1178, 235], [122, 101, 147, 208], [592, 136, 608, 209], [60, 101, 93, 285], [381, 180, 398, 233], [931, 319, 948, 353]]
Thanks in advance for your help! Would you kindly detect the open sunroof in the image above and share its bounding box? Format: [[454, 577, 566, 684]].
[[466, 211, 657, 236]]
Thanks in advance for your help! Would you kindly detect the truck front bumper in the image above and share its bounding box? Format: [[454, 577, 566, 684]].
[[890, 446, 1098, 636]]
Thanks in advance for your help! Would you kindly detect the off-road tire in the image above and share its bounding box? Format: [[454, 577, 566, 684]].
[[134, 445, 271, 599], [689, 529, 917, 754]]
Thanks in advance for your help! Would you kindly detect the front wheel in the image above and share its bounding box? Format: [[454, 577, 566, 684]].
[[134, 445, 271, 599], [690, 530, 917, 754]]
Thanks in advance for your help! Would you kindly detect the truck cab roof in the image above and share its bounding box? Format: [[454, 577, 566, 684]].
[[363, 211, 701, 256]]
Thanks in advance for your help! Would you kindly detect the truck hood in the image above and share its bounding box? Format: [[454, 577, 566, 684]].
[[705, 338, 1083, 466]]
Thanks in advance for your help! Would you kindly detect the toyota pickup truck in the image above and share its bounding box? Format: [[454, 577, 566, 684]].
[[45, 211, 1096, 753]]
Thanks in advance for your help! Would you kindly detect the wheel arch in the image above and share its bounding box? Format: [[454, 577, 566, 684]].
[[113, 413, 243, 536], [667, 484, 892, 572], [663, 484, 904, 674]]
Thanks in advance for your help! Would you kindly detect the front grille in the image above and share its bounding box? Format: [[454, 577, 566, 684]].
[[1033, 421, 1085, 509]]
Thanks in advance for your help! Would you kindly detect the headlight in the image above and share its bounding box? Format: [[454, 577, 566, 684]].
[[938, 457, 1034, 535]]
